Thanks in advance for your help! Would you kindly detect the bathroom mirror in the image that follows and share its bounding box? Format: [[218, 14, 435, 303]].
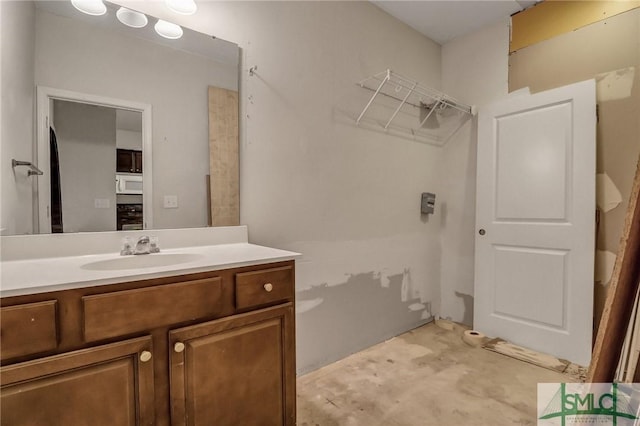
[[1, 0, 239, 235]]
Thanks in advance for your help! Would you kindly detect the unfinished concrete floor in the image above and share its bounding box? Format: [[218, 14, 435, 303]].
[[297, 322, 571, 426]]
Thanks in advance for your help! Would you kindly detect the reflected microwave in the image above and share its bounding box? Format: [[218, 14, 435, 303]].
[[116, 174, 143, 194]]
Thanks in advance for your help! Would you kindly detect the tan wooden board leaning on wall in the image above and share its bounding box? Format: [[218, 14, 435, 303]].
[[589, 153, 640, 382], [208, 86, 240, 227]]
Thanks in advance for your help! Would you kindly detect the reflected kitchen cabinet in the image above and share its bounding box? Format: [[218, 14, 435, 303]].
[[117, 149, 143, 174]]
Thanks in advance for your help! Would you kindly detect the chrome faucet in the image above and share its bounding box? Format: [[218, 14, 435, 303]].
[[134, 236, 151, 255], [120, 235, 159, 256]]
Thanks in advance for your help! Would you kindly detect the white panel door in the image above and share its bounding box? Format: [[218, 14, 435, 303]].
[[474, 79, 596, 366]]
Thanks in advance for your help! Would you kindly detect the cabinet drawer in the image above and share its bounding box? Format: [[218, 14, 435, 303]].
[[235, 266, 293, 310], [83, 277, 223, 342], [1, 301, 58, 361]]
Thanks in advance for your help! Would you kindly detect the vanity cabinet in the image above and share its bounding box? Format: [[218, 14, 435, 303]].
[[0, 260, 296, 426]]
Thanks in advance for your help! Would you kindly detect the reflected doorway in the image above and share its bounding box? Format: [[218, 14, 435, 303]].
[[49, 100, 143, 233], [36, 86, 152, 234]]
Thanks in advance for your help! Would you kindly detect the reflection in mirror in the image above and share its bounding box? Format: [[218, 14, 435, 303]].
[[50, 100, 143, 233], [37, 86, 153, 234], [0, 0, 240, 235]]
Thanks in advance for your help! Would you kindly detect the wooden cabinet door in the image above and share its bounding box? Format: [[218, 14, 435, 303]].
[[169, 303, 295, 426], [1, 336, 155, 426], [117, 149, 135, 173], [134, 150, 143, 173], [116, 149, 142, 173]]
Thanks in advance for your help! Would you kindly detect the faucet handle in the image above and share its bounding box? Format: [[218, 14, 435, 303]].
[[120, 237, 134, 256], [150, 236, 160, 253]]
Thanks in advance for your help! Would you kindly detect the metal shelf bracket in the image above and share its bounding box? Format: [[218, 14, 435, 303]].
[[12, 159, 44, 176]]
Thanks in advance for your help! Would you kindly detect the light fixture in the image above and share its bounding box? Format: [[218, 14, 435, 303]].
[[154, 20, 183, 40], [70, 0, 107, 16], [116, 7, 148, 28], [165, 0, 197, 15]]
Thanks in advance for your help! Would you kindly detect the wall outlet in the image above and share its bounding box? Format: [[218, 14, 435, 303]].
[[94, 198, 110, 209], [163, 195, 178, 209]]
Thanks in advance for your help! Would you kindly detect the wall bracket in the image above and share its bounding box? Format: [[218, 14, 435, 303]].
[[12, 159, 43, 176]]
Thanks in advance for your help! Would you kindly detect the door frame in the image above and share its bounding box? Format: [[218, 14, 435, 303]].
[[35, 86, 153, 232]]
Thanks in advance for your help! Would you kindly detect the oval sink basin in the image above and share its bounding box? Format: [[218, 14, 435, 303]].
[[81, 253, 204, 271]]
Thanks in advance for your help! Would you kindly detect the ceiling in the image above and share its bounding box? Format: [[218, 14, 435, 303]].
[[372, 0, 538, 45]]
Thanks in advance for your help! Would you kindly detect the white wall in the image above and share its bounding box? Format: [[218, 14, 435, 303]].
[[0, 1, 35, 235], [54, 101, 117, 233], [116, 109, 143, 151], [2, 0, 480, 373], [439, 19, 510, 325], [34, 8, 237, 230], [118, 0, 443, 373], [116, 130, 142, 151], [241, 1, 443, 373]]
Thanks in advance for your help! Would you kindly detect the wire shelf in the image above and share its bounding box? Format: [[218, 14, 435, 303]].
[[356, 69, 475, 146]]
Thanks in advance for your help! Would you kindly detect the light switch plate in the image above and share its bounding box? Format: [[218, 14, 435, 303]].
[[421, 192, 435, 215], [163, 195, 178, 209]]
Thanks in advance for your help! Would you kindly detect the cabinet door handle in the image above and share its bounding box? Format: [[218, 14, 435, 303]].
[[174, 342, 186, 353], [140, 351, 152, 362], [264, 283, 273, 292]]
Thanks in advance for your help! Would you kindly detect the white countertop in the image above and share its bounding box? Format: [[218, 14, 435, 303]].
[[1, 242, 300, 297], [1, 226, 301, 297]]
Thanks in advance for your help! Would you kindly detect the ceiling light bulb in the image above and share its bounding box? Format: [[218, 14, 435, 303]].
[[154, 20, 183, 40], [116, 7, 148, 28], [165, 0, 197, 15], [70, 0, 107, 16]]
